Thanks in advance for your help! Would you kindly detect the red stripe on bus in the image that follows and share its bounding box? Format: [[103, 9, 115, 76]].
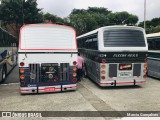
[[19, 24, 77, 50], [38, 88, 61, 91]]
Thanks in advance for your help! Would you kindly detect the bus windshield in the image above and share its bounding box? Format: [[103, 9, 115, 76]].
[[103, 29, 146, 47]]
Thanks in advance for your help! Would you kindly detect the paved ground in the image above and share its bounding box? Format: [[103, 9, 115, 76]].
[[0, 66, 160, 120]]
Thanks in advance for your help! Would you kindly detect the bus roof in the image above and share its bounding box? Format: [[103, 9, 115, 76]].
[[146, 32, 160, 38]]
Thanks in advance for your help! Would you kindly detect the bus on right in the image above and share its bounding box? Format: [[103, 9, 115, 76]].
[[77, 26, 148, 87], [147, 32, 160, 78]]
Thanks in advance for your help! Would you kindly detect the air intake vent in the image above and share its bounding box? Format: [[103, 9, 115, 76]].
[[109, 64, 117, 77], [29, 64, 40, 83], [60, 63, 69, 81], [133, 64, 141, 76]]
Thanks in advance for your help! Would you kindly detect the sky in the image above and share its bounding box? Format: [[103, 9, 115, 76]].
[[37, 0, 160, 22]]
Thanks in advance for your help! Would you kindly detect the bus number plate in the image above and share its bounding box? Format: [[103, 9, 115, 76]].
[[119, 72, 131, 77]]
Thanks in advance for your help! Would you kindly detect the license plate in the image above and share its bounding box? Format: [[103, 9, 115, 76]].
[[119, 72, 131, 77]]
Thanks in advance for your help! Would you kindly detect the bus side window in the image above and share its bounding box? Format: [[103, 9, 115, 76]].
[[147, 41, 152, 50], [82, 39, 86, 48], [92, 38, 98, 50], [88, 39, 92, 49], [155, 40, 160, 50]]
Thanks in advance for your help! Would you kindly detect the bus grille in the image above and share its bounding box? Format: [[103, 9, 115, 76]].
[[60, 63, 69, 81], [29, 64, 40, 83], [109, 64, 117, 77], [133, 64, 141, 76]]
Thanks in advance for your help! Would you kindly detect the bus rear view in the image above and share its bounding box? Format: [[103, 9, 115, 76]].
[[18, 24, 77, 94], [77, 26, 148, 87], [99, 26, 148, 86]]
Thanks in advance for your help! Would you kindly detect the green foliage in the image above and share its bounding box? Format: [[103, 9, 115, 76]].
[[70, 7, 111, 35], [138, 17, 160, 33], [70, 12, 98, 35], [108, 11, 138, 25], [0, 0, 43, 37], [0, 0, 43, 25], [43, 13, 64, 23], [69, 8, 138, 35]]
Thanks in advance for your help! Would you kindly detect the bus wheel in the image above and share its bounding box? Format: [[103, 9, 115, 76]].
[[1, 66, 6, 82]]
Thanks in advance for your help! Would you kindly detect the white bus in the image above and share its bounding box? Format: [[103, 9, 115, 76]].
[[146, 32, 160, 78], [0, 27, 17, 83], [77, 26, 148, 87], [18, 24, 78, 94]]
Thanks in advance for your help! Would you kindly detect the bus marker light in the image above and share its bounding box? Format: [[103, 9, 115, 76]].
[[143, 75, 147, 78], [143, 69, 147, 73], [73, 73, 77, 77], [20, 69, 25, 74], [144, 64, 147, 68], [20, 75, 25, 80], [101, 76, 105, 80], [73, 61, 77, 65], [73, 67, 77, 71], [101, 71, 106, 74], [20, 62, 24, 66], [72, 79, 77, 83], [102, 59, 106, 63], [101, 65, 106, 69]]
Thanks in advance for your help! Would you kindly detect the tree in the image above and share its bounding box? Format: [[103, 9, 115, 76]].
[[108, 11, 138, 25], [43, 13, 64, 24], [69, 8, 139, 35], [0, 0, 43, 37], [138, 17, 160, 33], [70, 12, 98, 35], [69, 7, 111, 35]]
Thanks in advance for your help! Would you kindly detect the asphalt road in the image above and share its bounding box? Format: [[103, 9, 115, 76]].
[[0, 66, 160, 120]]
